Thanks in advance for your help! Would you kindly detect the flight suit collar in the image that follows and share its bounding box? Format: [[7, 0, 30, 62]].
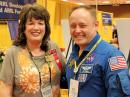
[[85, 33, 100, 51]]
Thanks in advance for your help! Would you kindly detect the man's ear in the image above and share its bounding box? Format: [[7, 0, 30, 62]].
[[94, 20, 99, 31], [95, 20, 99, 28]]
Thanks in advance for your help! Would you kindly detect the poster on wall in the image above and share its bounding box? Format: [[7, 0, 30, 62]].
[[0, 0, 36, 20], [102, 12, 112, 26]]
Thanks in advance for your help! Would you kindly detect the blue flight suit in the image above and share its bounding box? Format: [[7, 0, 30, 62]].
[[66, 34, 130, 97]]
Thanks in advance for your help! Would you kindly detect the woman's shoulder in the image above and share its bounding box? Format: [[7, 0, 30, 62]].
[[5, 46, 24, 56], [48, 40, 59, 49], [7, 45, 22, 51]]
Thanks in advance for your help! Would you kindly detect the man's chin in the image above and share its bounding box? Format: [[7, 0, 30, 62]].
[[75, 42, 87, 46]]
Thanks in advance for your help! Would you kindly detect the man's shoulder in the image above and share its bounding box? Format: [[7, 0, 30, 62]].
[[96, 40, 119, 53]]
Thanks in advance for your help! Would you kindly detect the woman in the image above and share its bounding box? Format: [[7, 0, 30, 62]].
[[0, 4, 66, 97]]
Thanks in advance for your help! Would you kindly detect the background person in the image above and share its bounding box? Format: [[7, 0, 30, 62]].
[[66, 5, 130, 97], [0, 4, 66, 97]]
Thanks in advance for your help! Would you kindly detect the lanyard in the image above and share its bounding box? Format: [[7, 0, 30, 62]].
[[26, 47, 52, 87], [74, 38, 102, 79]]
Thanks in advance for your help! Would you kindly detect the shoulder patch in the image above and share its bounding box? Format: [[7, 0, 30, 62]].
[[109, 56, 128, 71]]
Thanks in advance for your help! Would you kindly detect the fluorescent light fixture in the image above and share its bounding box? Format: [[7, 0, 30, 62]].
[[102, 1, 110, 4], [126, 0, 130, 3], [62, 0, 68, 1], [76, 2, 85, 5]]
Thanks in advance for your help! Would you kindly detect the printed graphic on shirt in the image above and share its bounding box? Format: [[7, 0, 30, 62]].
[[109, 56, 128, 71], [17, 49, 40, 94], [41, 63, 50, 86], [41, 64, 57, 86], [41, 56, 59, 96], [19, 67, 40, 94], [18, 49, 32, 67], [50, 62, 57, 80], [85, 54, 95, 63], [17, 49, 60, 95]]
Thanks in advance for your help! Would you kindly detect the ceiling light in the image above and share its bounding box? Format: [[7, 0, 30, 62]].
[[110, 0, 126, 6], [62, 0, 68, 1], [76, 3, 85, 5], [102, 1, 110, 4]]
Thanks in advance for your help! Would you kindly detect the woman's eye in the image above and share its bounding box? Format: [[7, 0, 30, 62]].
[[39, 22, 44, 25], [27, 22, 33, 25]]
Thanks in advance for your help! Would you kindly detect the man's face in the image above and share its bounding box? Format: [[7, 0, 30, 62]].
[[69, 8, 98, 49]]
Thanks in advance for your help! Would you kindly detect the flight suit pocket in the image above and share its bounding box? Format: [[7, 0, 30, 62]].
[[117, 71, 130, 95]]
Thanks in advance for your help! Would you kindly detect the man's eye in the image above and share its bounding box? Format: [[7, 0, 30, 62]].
[[80, 25, 86, 28], [71, 25, 76, 28]]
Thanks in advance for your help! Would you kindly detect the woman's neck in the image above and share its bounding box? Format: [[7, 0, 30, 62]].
[[26, 41, 44, 56]]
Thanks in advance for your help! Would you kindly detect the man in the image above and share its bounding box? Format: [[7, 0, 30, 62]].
[[66, 5, 130, 97]]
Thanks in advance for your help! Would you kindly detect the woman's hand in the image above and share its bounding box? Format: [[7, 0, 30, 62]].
[[0, 81, 12, 97]]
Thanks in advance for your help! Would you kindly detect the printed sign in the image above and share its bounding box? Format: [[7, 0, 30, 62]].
[[0, 0, 36, 20], [102, 12, 112, 26]]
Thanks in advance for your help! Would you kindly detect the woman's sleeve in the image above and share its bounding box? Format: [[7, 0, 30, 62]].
[[49, 41, 66, 72], [49, 41, 68, 89], [0, 48, 15, 85]]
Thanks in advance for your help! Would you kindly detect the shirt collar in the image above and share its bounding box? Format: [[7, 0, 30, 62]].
[[85, 33, 100, 51]]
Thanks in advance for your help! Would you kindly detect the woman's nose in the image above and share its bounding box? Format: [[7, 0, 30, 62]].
[[33, 24, 39, 30]]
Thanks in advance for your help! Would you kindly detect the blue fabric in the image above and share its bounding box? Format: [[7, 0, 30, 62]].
[[8, 21, 18, 40], [66, 34, 130, 97]]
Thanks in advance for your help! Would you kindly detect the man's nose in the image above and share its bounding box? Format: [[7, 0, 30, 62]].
[[75, 26, 81, 32]]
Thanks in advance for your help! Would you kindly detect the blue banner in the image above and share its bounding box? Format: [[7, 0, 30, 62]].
[[0, 0, 36, 20], [8, 20, 18, 40], [102, 12, 112, 26]]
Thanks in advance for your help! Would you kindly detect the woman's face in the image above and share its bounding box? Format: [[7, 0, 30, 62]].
[[24, 17, 45, 43]]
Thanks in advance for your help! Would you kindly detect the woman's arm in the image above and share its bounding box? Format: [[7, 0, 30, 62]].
[[0, 81, 12, 97]]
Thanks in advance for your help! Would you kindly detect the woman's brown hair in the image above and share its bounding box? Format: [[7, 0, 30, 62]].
[[13, 4, 50, 51]]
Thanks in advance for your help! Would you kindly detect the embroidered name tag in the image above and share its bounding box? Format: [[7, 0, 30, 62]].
[[79, 64, 93, 74], [78, 74, 88, 82]]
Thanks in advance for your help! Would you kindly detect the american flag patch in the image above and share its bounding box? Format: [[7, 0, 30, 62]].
[[109, 56, 128, 71]]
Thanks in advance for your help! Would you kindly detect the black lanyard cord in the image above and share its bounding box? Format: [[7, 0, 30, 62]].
[[28, 51, 42, 86], [27, 49, 52, 87], [48, 65, 51, 85]]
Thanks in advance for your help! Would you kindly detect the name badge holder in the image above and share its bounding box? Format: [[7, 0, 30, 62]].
[[41, 85, 53, 97]]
